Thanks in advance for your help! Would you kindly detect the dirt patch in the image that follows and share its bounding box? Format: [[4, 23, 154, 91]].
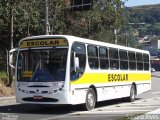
[[0, 79, 15, 97]]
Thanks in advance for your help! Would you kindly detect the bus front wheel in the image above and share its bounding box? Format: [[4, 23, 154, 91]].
[[83, 88, 96, 111]]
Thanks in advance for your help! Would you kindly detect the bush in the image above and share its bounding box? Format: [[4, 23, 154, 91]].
[[0, 72, 15, 97]]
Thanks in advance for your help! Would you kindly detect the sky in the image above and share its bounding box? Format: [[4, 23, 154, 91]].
[[123, 0, 160, 7]]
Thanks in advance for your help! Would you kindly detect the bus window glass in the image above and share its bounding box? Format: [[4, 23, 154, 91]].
[[143, 54, 149, 62], [136, 53, 143, 61], [136, 53, 143, 70], [109, 48, 119, 69], [143, 54, 149, 71], [128, 52, 136, 70], [88, 45, 99, 69], [70, 43, 86, 80], [99, 47, 108, 58], [119, 50, 128, 60], [17, 48, 68, 82], [119, 50, 128, 70], [144, 63, 149, 70], [99, 47, 109, 69], [109, 48, 118, 59]]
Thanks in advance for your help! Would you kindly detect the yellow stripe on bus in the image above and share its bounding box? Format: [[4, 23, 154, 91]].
[[71, 73, 151, 85]]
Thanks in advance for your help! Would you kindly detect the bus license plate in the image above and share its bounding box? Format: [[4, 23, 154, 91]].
[[33, 96, 43, 100]]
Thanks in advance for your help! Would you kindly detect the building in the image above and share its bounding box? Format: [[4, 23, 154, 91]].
[[140, 36, 160, 71], [151, 39, 160, 50]]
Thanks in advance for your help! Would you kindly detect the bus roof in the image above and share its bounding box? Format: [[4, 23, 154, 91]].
[[19, 35, 149, 54]]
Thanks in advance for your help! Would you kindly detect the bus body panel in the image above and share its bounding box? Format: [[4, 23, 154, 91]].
[[70, 71, 151, 104]]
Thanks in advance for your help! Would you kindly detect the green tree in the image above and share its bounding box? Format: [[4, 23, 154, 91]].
[[49, 0, 125, 42], [0, 0, 125, 86]]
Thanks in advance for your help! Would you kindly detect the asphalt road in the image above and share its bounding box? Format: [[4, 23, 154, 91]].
[[0, 72, 160, 120]]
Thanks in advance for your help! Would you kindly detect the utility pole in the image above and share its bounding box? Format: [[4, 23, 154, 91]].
[[114, 29, 117, 44], [45, 0, 49, 35], [125, 30, 128, 46], [7, 0, 14, 87]]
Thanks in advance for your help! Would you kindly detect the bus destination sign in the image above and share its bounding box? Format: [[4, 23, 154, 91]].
[[19, 38, 68, 48]]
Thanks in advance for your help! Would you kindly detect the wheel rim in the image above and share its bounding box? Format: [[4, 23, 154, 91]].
[[131, 87, 135, 100], [87, 92, 94, 107]]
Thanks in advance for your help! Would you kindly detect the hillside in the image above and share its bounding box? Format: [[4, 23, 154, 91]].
[[127, 4, 160, 37]]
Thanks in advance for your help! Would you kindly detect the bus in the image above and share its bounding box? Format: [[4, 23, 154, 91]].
[[12, 35, 151, 110]]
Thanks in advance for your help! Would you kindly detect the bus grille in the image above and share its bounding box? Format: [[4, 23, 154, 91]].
[[22, 97, 59, 102]]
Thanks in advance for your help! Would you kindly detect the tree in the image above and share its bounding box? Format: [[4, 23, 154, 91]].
[[0, 0, 125, 87], [48, 0, 125, 42], [0, 0, 43, 86]]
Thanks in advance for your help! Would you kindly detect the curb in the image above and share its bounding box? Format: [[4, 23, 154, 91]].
[[151, 75, 160, 78], [0, 96, 15, 103]]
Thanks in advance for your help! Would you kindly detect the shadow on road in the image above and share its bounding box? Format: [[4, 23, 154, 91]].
[[96, 97, 141, 109], [0, 104, 77, 115], [0, 97, 142, 115]]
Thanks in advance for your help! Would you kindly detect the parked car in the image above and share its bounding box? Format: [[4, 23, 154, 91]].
[[151, 68, 156, 72]]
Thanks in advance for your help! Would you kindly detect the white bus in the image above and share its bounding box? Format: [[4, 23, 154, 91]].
[[13, 35, 151, 110]]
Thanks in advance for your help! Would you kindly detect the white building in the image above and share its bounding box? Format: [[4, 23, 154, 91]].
[[151, 39, 160, 50]]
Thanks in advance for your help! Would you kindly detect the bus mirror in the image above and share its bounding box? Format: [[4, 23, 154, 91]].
[[74, 57, 80, 71], [9, 48, 18, 69]]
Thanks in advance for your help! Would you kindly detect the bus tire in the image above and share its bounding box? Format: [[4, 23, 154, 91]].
[[83, 88, 96, 111], [128, 85, 136, 102]]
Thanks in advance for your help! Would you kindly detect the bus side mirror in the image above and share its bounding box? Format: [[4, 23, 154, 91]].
[[74, 57, 79, 71], [9, 48, 18, 69], [73, 52, 80, 72]]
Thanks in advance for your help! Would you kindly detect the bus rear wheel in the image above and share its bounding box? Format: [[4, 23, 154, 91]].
[[83, 88, 96, 111], [128, 85, 136, 102]]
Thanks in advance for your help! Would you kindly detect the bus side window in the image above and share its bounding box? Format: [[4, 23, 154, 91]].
[[136, 53, 143, 70], [109, 48, 119, 70], [88, 45, 99, 69], [143, 54, 149, 71], [99, 47, 109, 69], [70, 43, 86, 80], [119, 50, 128, 70], [128, 52, 136, 70]]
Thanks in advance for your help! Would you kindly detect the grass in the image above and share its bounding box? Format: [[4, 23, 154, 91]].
[[0, 71, 7, 78], [0, 71, 7, 85]]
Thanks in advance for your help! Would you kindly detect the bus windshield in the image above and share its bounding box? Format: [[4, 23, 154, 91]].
[[17, 48, 68, 82]]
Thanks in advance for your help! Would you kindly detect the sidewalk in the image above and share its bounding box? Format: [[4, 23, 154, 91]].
[[149, 71, 160, 114], [147, 108, 160, 114], [133, 109, 160, 120], [0, 96, 15, 104], [151, 71, 160, 78]]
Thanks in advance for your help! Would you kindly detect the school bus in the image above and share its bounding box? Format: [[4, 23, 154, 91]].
[[12, 35, 151, 110]]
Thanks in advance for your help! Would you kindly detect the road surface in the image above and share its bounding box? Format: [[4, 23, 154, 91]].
[[0, 73, 160, 120]]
